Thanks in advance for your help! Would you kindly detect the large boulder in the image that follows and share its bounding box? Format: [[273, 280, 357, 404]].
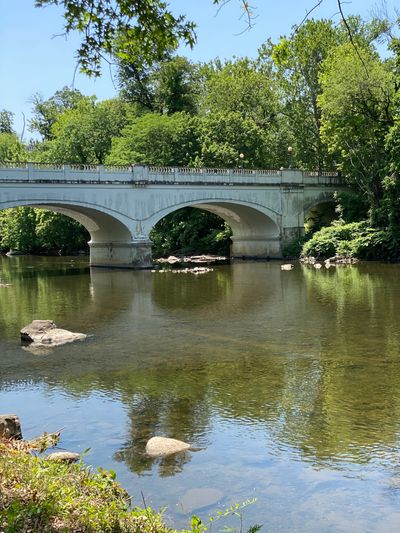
[[21, 320, 86, 348], [145, 436, 191, 457], [0, 414, 22, 440]]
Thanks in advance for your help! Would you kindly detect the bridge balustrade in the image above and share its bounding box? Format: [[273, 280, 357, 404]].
[[0, 162, 342, 186]]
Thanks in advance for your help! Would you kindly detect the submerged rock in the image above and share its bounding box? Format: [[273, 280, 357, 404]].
[[145, 436, 191, 457], [179, 488, 223, 514], [20, 320, 87, 348], [0, 414, 22, 440]]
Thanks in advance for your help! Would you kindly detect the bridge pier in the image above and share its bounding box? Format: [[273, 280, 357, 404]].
[[89, 240, 153, 269], [231, 236, 282, 259]]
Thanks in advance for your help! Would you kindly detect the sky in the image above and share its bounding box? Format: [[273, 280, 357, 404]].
[[0, 0, 396, 140]]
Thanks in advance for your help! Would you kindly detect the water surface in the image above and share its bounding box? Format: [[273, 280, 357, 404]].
[[1, 256, 400, 531]]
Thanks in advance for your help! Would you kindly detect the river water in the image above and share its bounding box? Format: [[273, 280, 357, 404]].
[[1, 256, 400, 531]]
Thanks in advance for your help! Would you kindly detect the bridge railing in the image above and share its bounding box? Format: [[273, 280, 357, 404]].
[[0, 162, 343, 186]]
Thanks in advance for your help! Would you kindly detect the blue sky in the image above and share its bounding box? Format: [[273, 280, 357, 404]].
[[0, 0, 395, 139]]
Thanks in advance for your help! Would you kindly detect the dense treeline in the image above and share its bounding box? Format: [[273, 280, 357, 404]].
[[1, 15, 400, 258]]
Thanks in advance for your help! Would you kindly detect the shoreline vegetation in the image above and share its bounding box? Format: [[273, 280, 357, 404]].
[[0, 437, 173, 533], [0, 420, 260, 533]]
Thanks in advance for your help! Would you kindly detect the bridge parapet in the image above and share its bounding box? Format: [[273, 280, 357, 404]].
[[0, 162, 342, 187]]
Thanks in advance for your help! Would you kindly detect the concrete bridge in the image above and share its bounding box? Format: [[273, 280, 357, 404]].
[[0, 163, 343, 268]]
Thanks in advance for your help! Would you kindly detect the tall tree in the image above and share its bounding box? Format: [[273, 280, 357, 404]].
[[29, 86, 85, 141], [118, 55, 200, 115], [39, 98, 129, 164], [106, 112, 201, 166], [259, 19, 341, 171], [0, 110, 15, 134], [318, 42, 395, 221], [0, 134, 26, 162]]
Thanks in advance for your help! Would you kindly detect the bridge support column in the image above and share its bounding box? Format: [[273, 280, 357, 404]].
[[231, 237, 282, 259], [89, 240, 153, 269], [281, 227, 305, 247]]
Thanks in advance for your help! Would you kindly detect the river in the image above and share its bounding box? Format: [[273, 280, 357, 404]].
[[1, 256, 400, 531]]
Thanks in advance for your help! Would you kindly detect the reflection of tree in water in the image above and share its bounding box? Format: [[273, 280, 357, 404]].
[[112, 363, 212, 477], [4, 259, 400, 474], [151, 266, 233, 311]]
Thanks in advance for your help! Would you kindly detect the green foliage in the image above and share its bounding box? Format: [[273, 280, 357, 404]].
[[0, 207, 38, 253], [0, 133, 26, 162], [35, 0, 197, 77], [0, 208, 89, 254], [37, 98, 129, 164], [107, 112, 201, 166], [0, 110, 15, 134], [200, 111, 272, 168], [302, 221, 400, 260], [119, 55, 200, 115], [29, 87, 85, 140], [150, 208, 231, 257], [260, 19, 341, 171], [188, 498, 260, 533], [318, 43, 395, 211], [283, 235, 311, 259], [334, 191, 369, 223], [0, 444, 171, 532]]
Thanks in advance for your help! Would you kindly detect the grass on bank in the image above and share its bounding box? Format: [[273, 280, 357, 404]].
[[0, 441, 172, 533], [0, 440, 261, 533]]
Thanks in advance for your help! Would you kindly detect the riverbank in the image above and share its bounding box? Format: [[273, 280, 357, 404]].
[[0, 438, 173, 533]]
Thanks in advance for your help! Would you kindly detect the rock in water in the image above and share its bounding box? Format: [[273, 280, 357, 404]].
[[0, 414, 22, 440], [46, 452, 80, 463], [145, 436, 191, 457], [179, 488, 223, 514], [20, 320, 86, 348]]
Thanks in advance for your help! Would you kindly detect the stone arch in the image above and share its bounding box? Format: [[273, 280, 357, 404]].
[[0, 199, 151, 268], [0, 199, 136, 244], [147, 200, 282, 258], [303, 193, 337, 233]]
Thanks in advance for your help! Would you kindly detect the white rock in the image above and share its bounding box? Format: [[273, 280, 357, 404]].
[[145, 436, 191, 457], [21, 320, 86, 348], [46, 451, 80, 463]]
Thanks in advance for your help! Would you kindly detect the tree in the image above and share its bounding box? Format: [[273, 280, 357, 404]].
[[34, 1, 376, 78], [318, 43, 395, 219], [201, 58, 277, 127], [200, 110, 277, 168], [39, 98, 129, 164], [259, 20, 341, 171], [0, 208, 89, 254], [35, 210, 89, 253], [0, 134, 26, 162], [199, 57, 290, 167], [150, 208, 231, 257], [29, 86, 85, 140], [118, 55, 201, 115], [34, 0, 197, 76], [106, 112, 201, 166], [0, 110, 15, 134], [0, 208, 38, 253]]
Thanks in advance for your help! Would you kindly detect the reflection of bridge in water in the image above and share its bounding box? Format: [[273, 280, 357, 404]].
[[0, 163, 344, 267]]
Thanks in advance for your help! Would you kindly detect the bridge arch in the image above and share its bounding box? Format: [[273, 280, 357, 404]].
[[146, 200, 281, 258], [0, 199, 153, 268], [303, 193, 337, 233]]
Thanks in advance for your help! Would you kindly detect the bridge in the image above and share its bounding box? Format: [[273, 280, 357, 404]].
[[0, 163, 343, 268]]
